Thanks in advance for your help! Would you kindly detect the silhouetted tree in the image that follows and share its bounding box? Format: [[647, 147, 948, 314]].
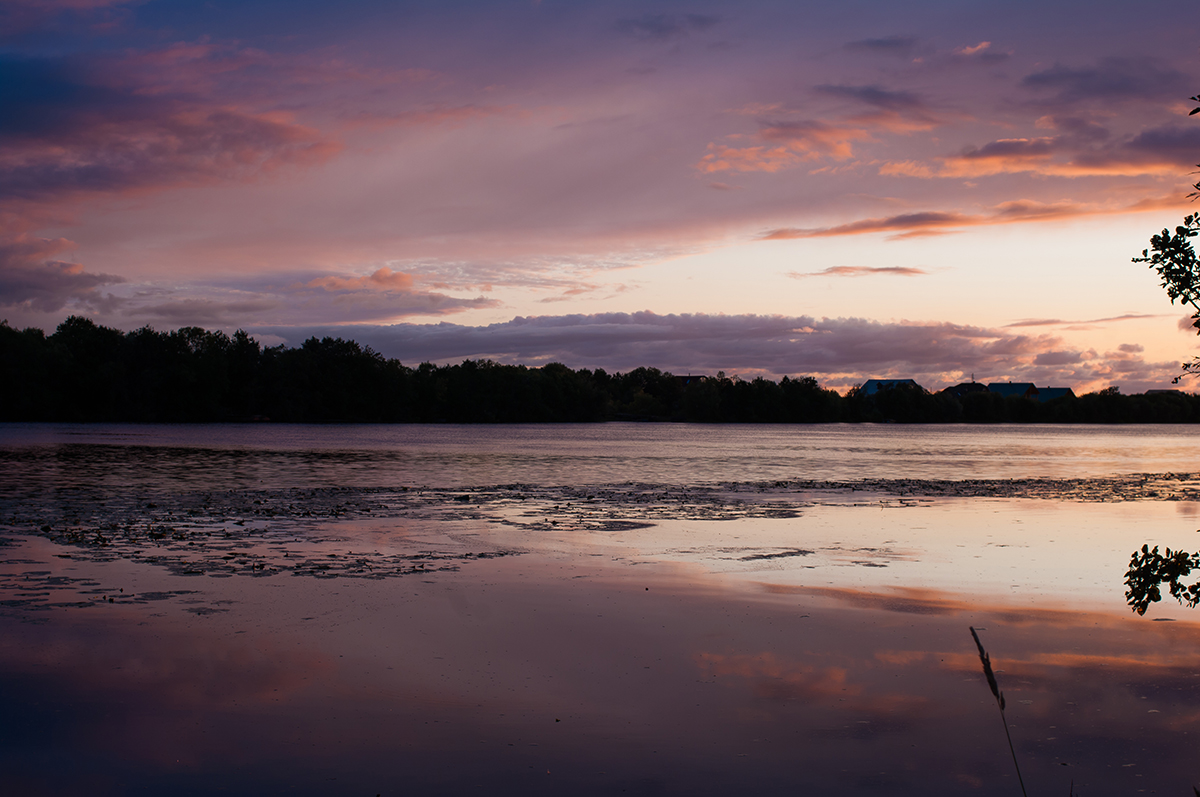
[[1134, 214, 1200, 379], [10, 317, 1200, 424], [1126, 98, 1200, 615], [1132, 93, 1200, 379]]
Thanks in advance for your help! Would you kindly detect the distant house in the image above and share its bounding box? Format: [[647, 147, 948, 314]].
[[673, 374, 708, 387], [1035, 387, 1075, 403], [987, 382, 1039, 400], [860, 378, 923, 395], [942, 381, 988, 399]]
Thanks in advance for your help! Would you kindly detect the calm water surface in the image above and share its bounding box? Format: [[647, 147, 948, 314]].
[[4, 422, 1200, 489], [2, 423, 1199, 795]]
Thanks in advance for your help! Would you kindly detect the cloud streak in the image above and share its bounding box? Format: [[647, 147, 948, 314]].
[[760, 198, 1159, 240], [788, 266, 928, 278], [1004, 313, 1163, 328]]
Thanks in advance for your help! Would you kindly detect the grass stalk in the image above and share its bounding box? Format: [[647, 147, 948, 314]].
[[970, 626, 1028, 797]]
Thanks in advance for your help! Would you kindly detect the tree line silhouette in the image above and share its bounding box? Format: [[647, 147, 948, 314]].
[[3, 316, 1199, 423]]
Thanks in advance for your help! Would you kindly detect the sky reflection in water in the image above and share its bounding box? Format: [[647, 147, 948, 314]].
[[6, 422, 1200, 488], [2, 425, 1200, 795]]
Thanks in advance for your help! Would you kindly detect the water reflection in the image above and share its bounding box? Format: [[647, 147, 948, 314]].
[[5, 425, 1200, 795], [3, 557, 1200, 796], [1125, 544, 1200, 615], [5, 422, 1200, 489]]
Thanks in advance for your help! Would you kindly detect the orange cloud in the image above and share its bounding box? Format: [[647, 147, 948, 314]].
[[878, 160, 935, 178], [954, 41, 991, 56], [697, 121, 871, 173], [696, 143, 805, 173], [303, 267, 416, 292], [889, 123, 1200, 179], [940, 151, 1182, 179]]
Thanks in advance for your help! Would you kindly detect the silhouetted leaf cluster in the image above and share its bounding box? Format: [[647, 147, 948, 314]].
[[1133, 214, 1200, 339], [1125, 544, 1200, 615], [1133, 92, 1200, 373], [4, 317, 1200, 423]]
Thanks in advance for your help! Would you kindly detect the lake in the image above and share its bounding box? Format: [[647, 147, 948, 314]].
[[2, 423, 1199, 795]]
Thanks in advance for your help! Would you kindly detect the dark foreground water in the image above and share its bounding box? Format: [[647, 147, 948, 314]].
[[2, 423, 1200, 795]]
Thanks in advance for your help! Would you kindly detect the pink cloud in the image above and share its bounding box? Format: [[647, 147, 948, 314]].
[[788, 266, 928, 278], [1005, 314, 1162, 328], [303, 267, 416, 293], [878, 160, 936, 178], [761, 198, 1144, 240], [696, 142, 806, 174]]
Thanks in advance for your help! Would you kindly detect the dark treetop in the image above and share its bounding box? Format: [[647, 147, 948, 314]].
[[3, 317, 1199, 424]]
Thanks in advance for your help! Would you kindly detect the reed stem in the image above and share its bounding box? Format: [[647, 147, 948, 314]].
[[970, 626, 1028, 797]]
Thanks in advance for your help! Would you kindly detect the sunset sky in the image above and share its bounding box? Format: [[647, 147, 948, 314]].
[[4, 0, 1199, 392]]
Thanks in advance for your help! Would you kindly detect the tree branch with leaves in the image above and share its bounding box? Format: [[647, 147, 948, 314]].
[[1131, 93, 1200, 380]]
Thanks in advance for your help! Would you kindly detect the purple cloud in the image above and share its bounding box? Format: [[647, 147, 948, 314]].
[[0, 234, 125, 313], [814, 84, 927, 112], [245, 311, 1183, 392], [844, 36, 920, 57], [0, 53, 339, 208], [1020, 57, 1189, 106]]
